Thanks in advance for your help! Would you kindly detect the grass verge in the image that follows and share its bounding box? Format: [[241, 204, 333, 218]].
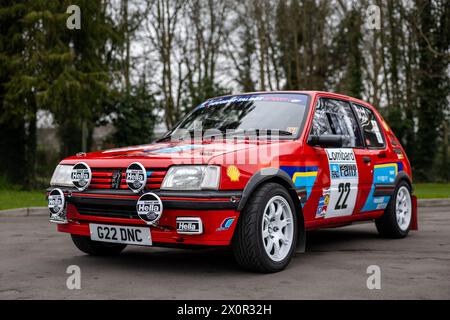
[[414, 183, 450, 199], [0, 190, 46, 211]]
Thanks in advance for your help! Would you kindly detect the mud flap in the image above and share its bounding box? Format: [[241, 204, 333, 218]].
[[296, 211, 306, 253], [410, 195, 418, 230]]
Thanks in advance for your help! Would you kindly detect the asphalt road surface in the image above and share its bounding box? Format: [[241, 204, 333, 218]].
[[1, 206, 449, 300]]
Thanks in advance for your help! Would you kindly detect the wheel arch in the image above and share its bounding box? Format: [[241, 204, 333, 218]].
[[237, 168, 306, 252], [395, 171, 413, 192]]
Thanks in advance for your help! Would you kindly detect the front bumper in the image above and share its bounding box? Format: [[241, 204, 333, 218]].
[[50, 188, 242, 246]]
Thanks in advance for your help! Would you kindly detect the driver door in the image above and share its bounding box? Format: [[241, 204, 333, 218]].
[[309, 97, 372, 219]]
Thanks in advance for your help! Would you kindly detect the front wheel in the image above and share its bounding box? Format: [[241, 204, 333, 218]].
[[375, 181, 412, 238], [71, 234, 127, 256], [232, 183, 298, 273]]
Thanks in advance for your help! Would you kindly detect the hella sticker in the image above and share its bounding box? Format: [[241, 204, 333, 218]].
[[71, 162, 91, 191], [48, 188, 67, 224], [126, 162, 147, 193], [176, 217, 203, 235], [136, 192, 163, 225]]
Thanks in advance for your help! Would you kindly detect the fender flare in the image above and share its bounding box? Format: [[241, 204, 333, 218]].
[[237, 168, 306, 252], [394, 171, 413, 191]]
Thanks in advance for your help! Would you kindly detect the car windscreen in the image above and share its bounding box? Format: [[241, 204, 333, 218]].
[[168, 94, 309, 139]]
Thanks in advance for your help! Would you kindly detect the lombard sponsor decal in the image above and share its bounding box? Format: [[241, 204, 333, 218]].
[[326, 149, 356, 162], [217, 217, 236, 232]]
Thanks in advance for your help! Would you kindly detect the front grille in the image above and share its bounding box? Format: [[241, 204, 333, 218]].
[[75, 202, 139, 220], [89, 168, 167, 190]]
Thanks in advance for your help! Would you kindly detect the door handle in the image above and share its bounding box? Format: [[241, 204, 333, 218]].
[[363, 156, 371, 163], [378, 151, 387, 158]]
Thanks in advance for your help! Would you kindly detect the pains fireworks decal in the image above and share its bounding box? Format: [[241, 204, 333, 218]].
[[316, 188, 330, 218]]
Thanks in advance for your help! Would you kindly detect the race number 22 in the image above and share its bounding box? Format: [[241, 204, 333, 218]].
[[335, 182, 351, 210]]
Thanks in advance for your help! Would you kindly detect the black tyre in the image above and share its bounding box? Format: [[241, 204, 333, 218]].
[[232, 183, 298, 273], [71, 234, 127, 256], [375, 181, 412, 238]]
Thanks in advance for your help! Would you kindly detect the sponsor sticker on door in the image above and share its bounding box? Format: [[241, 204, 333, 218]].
[[324, 149, 359, 218]]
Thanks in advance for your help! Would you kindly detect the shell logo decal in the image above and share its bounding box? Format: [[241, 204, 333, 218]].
[[227, 165, 240, 182]]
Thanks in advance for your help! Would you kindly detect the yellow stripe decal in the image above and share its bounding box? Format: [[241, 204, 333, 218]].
[[292, 171, 318, 181], [374, 163, 398, 176]]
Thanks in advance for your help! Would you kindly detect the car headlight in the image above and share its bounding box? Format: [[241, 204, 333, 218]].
[[50, 165, 74, 187], [161, 165, 220, 190]]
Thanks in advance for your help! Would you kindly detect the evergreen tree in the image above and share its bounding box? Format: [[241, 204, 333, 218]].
[[1, 0, 69, 187], [0, 1, 28, 185], [48, 0, 121, 157], [332, 7, 364, 98], [0, 0, 120, 186], [415, 0, 450, 181], [108, 79, 159, 147]]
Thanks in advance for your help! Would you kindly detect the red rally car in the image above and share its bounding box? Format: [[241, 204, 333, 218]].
[[48, 91, 418, 273]]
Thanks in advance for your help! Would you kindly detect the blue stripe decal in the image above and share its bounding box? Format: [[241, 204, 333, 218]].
[[281, 166, 319, 207], [361, 162, 403, 212]]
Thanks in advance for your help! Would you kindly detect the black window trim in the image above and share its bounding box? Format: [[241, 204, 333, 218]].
[[350, 102, 387, 150], [308, 97, 366, 149]]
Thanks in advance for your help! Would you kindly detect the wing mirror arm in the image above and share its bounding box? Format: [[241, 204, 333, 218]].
[[307, 135, 343, 148]]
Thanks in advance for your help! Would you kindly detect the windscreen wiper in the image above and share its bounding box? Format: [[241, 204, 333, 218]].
[[227, 129, 293, 137]]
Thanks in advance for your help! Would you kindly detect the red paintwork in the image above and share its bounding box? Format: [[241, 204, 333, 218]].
[[55, 91, 417, 246], [59, 203, 237, 246]]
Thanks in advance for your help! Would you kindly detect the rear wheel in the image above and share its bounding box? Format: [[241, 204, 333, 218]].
[[375, 181, 412, 238], [232, 183, 297, 273], [71, 234, 127, 256]]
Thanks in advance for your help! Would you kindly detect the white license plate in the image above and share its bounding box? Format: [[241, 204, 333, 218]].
[[89, 224, 152, 246]]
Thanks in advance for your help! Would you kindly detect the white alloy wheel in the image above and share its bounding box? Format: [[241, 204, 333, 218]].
[[395, 186, 412, 231], [262, 195, 294, 262]]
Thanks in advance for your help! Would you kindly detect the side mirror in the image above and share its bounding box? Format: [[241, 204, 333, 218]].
[[308, 135, 343, 148]]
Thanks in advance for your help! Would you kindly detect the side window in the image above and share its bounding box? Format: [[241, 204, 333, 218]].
[[311, 99, 363, 148], [353, 104, 385, 148]]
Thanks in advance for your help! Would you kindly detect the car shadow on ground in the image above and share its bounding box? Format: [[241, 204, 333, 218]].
[[305, 226, 381, 252], [62, 225, 382, 274]]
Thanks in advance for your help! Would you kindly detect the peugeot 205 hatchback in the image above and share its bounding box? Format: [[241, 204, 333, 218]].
[[47, 91, 418, 272]]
